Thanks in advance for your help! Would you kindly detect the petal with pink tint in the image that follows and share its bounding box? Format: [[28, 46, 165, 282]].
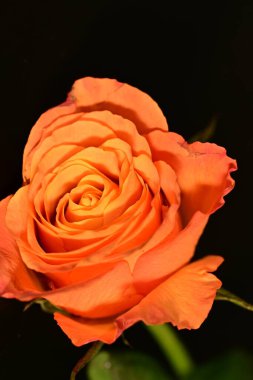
[[0, 196, 43, 297], [5, 186, 30, 240], [117, 255, 223, 332], [54, 312, 119, 346], [71, 77, 168, 134]]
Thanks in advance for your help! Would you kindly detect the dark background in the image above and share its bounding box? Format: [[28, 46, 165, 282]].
[[0, 1, 253, 379]]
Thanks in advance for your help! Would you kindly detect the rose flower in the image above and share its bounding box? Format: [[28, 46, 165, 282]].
[[0, 77, 236, 346]]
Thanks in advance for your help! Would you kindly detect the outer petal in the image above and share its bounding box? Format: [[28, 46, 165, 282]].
[[0, 196, 43, 296], [71, 77, 168, 135], [5, 186, 31, 242], [44, 262, 141, 318], [146, 131, 237, 224], [23, 100, 77, 182], [132, 211, 209, 292], [117, 256, 223, 331], [54, 313, 119, 346]]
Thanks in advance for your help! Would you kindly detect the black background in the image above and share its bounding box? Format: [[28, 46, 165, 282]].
[[0, 1, 253, 379]]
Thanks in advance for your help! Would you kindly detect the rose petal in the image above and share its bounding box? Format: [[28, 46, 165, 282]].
[[146, 131, 237, 224], [29, 119, 116, 181], [83, 110, 152, 157], [71, 77, 168, 134], [44, 261, 141, 318], [46, 260, 118, 287], [154, 160, 181, 206], [124, 159, 182, 272], [54, 312, 119, 346], [133, 154, 160, 194], [23, 101, 77, 181], [132, 211, 209, 292], [0, 196, 43, 296], [42, 147, 120, 220], [106, 192, 161, 258], [6, 186, 30, 241], [117, 255, 223, 331], [28, 110, 153, 183]]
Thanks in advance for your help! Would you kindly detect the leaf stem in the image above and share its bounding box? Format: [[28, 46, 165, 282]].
[[216, 288, 253, 312], [145, 323, 195, 378], [70, 341, 104, 380]]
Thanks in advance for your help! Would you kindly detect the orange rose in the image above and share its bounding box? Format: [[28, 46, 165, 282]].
[[0, 77, 237, 346]]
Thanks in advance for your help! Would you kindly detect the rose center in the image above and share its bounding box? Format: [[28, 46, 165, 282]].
[[80, 189, 102, 208]]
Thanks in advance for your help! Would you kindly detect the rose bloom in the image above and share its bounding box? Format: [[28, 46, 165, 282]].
[[0, 77, 236, 346]]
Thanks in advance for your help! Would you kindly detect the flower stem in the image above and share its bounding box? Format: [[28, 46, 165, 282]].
[[146, 324, 194, 378], [70, 341, 103, 380]]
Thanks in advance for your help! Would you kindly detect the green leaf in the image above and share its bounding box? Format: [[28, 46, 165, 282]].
[[184, 350, 253, 380], [188, 115, 218, 143], [87, 350, 173, 380]]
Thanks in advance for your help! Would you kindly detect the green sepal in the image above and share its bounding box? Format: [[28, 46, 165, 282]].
[[216, 288, 253, 312], [24, 298, 70, 316]]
